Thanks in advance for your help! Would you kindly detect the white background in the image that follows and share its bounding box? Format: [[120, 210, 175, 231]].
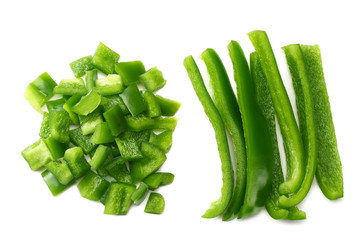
[[0, 0, 359, 239]]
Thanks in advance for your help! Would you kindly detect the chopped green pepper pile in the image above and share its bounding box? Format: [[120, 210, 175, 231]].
[[22, 42, 180, 215], [184, 30, 343, 220]]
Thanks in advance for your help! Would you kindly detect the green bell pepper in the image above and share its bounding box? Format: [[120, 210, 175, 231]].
[[104, 182, 136, 215], [114, 61, 145, 86], [69, 55, 95, 78], [63, 147, 90, 179], [125, 114, 155, 132], [105, 158, 133, 184], [149, 130, 173, 153], [89, 145, 110, 170], [155, 95, 181, 116], [71, 90, 101, 116], [92, 42, 120, 75], [102, 94, 129, 114], [121, 84, 146, 117], [53, 78, 87, 95], [143, 172, 174, 190], [22, 139, 54, 171], [115, 133, 143, 161], [79, 107, 103, 135], [41, 170, 74, 196], [39, 112, 50, 138], [143, 91, 162, 118], [45, 160, 74, 185], [95, 74, 125, 96], [43, 135, 68, 160], [153, 117, 178, 131], [63, 94, 82, 125], [140, 67, 166, 92], [144, 192, 165, 214], [90, 122, 115, 144], [85, 69, 97, 92], [69, 128, 97, 154], [131, 182, 149, 205], [78, 171, 110, 201], [103, 103, 127, 136]]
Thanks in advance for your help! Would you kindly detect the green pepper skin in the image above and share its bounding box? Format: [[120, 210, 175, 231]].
[[143, 91, 162, 118], [120, 84, 146, 117], [22, 139, 54, 171], [45, 160, 74, 185], [53, 78, 88, 95], [63, 94, 81, 125], [301, 45, 343, 200], [79, 108, 103, 136], [143, 172, 174, 190], [153, 117, 179, 131], [92, 42, 120, 75], [69, 128, 98, 154], [149, 130, 173, 153], [125, 114, 155, 132], [39, 112, 50, 138], [77, 171, 110, 201], [103, 104, 127, 136], [200, 48, 247, 221], [251, 52, 305, 220], [248, 31, 305, 195], [115, 61, 145, 86], [183, 56, 234, 219], [41, 170, 74, 196], [63, 147, 90, 179], [228, 41, 273, 219], [89, 145, 110, 170], [154, 95, 181, 116], [144, 192, 165, 214], [105, 158, 133, 184], [95, 74, 125, 96], [85, 69, 97, 92], [279, 44, 317, 208], [104, 183, 136, 215], [102, 94, 129, 114], [69, 55, 95, 78], [115, 137, 143, 161], [140, 67, 167, 92], [43, 135, 68, 160], [131, 182, 149, 205], [90, 122, 115, 144], [71, 90, 101, 116]]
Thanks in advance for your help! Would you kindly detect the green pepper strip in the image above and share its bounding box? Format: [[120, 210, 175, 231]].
[[183, 56, 234, 219], [278, 44, 317, 208], [248, 30, 305, 195], [200, 48, 246, 221], [301, 45, 343, 200], [251, 52, 306, 220], [228, 41, 273, 218]]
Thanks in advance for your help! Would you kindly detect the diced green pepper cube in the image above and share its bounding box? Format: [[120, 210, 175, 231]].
[[24, 72, 57, 113], [43, 135, 68, 159], [149, 130, 173, 153], [95, 74, 125, 96], [64, 147, 90, 179], [49, 111, 70, 143], [140, 67, 166, 92], [46, 98, 66, 113], [63, 94, 82, 125], [153, 117, 179, 131], [92, 42, 120, 75], [129, 142, 167, 182], [143, 172, 174, 190], [41, 170, 74, 196], [143, 91, 162, 118], [125, 114, 155, 132], [104, 182, 136, 215], [89, 145, 110, 170], [105, 158, 132, 184], [102, 94, 129, 114], [70, 128, 98, 154], [131, 182, 149, 205], [53, 78, 87, 95], [120, 84, 146, 116], [39, 112, 50, 138], [155, 95, 181, 116], [79, 108, 103, 135], [85, 69, 98, 92], [114, 61, 145, 86], [144, 192, 165, 214], [22, 139, 54, 171], [122, 130, 151, 146], [69, 55, 95, 78], [90, 122, 115, 144], [45, 160, 74, 185], [71, 90, 101, 116], [103, 104, 127, 136], [77, 171, 110, 201], [115, 136, 143, 161]]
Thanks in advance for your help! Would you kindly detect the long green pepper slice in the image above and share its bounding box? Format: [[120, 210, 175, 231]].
[[279, 44, 317, 208], [248, 31, 305, 195], [183, 56, 234, 219], [200, 48, 246, 221], [301, 45, 343, 200], [228, 41, 273, 218]]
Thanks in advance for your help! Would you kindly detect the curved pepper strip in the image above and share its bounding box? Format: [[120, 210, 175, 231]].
[[251, 52, 306, 220], [248, 31, 305, 195], [278, 44, 317, 208], [227, 41, 273, 219], [200, 49, 246, 221], [301, 45, 343, 200], [183, 56, 234, 219]]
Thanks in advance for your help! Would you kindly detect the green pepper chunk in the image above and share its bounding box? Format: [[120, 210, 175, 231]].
[[143, 91, 162, 118], [129, 142, 167, 183], [227, 41, 273, 219], [153, 117, 178, 131], [143, 172, 174, 190], [102, 95, 129, 114], [69, 128, 97, 154], [140, 67, 166, 92], [63, 94, 81, 125], [22, 139, 54, 171], [144, 192, 165, 214], [278, 44, 317, 208], [92, 42, 120, 75], [49, 110, 70, 144], [301, 45, 343, 200], [69, 55, 95, 78], [39, 112, 50, 138], [71, 90, 101, 116], [53, 78, 87, 95], [89, 145, 110, 170], [41, 170, 74, 196], [149, 130, 173, 153], [43, 135, 68, 160], [120, 84, 146, 116], [103, 104, 127, 136], [63, 147, 90, 179], [131, 182, 149, 205], [79, 108, 103, 136], [248, 31, 305, 195], [90, 122, 115, 144], [95, 74, 125, 96], [24, 72, 57, 113], [115, 61, 146, 86], [155, 95, 181, 116], [105, 158, 132, 184], [45, 160, 74, 185], [104, 183, 136, 215], [85, 69, 97, 92], [77, 171, 110, 201], [115, 135, 143, 161], [125, 114, 155, 132], [184, 56, 234, 219]]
